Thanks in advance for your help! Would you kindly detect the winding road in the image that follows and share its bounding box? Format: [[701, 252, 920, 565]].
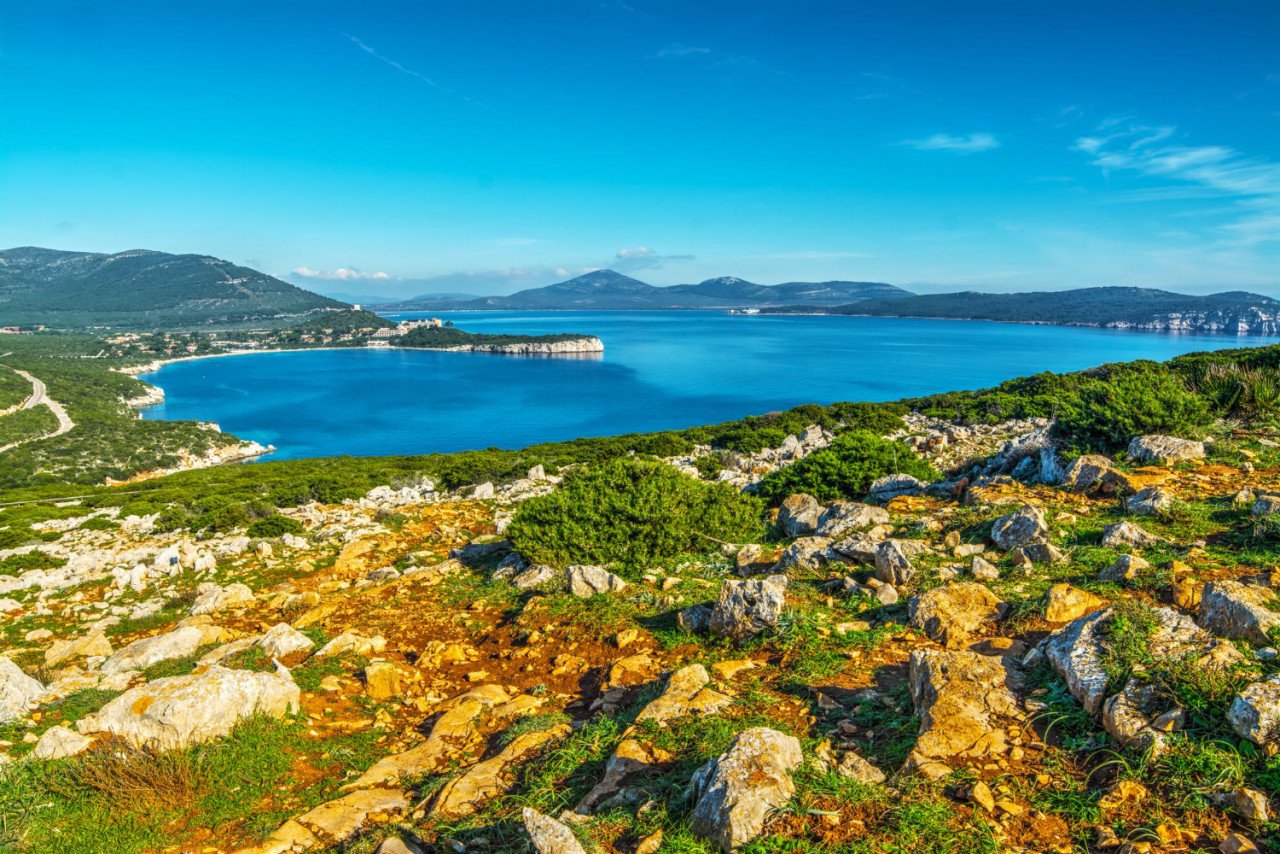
[[0, 368, 75, 452]]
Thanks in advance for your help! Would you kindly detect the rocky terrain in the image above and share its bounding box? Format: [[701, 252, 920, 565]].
[[6, 414, 1280, 853]]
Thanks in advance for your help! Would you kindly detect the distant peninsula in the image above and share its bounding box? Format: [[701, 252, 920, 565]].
[[763, 286, 1280, 335]]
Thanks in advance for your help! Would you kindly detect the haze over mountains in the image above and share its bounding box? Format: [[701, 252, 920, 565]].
[[377, 269, 913, 311], [0, 247, 344, 328]]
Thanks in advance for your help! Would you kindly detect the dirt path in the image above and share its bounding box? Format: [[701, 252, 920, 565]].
[[0, 368, 75, 451]]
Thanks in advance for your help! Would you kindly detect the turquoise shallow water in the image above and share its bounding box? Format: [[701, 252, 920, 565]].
[[139, 311, 1274, 461]]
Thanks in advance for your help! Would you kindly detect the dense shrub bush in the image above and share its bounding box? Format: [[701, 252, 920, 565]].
[[247, 514, 305, 538], [1052, 363, 1212, 453], [753, 431, 937, 505], [507, 458, 764, 574]]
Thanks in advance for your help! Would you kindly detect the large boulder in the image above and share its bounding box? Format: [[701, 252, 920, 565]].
[[32, 724, 92, 760], [258, 623, 315, 659], [990, 504, 1049, 551], [689, 727, 803, 852], [708, 576, 788, 640], [815, 501, 890, 538], [0, 656, 44, 723], [1229, 676, 1280, 745], [1100, 520, 1162, 549], [100, 626, 205, 675], [776, 494, 822, 538], [873, 539, 920, 586], [904, 649, 1021, 778], [1199, 580, 1280, 647], [634, 664, 730, 725], [1045, 584, 1106, 623], [1127, 435, 1205, 465], [908, 583, 1007, 649], [566, 565, 628, 598], [78, 663, 300, 749], [776, 537, 832, 572]]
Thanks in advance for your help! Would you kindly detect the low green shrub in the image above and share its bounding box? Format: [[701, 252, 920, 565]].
[[246, 515, 305, 538], [507, 458, 764, 573], [753, 430, 937, 505], [1053, 362, 1212, 453]]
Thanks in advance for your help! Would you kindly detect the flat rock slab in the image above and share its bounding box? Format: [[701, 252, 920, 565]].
[[904, 648, 1021, 778], [78, 664, 299, 750], [0, 656, 44, 723], [908, 583, 1007, 649], [429, 724, 571, 818], [523, 807, 587, 854], [297, 788, 409, 842], [100, 625, 204, 675]]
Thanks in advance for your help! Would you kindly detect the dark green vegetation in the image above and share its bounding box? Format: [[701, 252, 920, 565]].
[[385, 268, 912, 311], [398, 325, 593, 349], [0, 369, 31, 410], [0, 336, 243, 487], [283, 309, 395, 335], [507, 458, 764, 573], [778, 286, 1279, 330], [755, 431, 937, 504], [0, 246, 345, 329]]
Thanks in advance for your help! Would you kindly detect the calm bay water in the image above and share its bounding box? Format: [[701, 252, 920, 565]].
[[140, 311, 1273, 461]]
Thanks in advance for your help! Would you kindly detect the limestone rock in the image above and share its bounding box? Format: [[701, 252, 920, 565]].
[[815, 501, 890, 538], [0, 656, 44, 723], [32, 724, 92, 760], [45, 632, 113, 667], [678, 602, 713, 634], [904, 649, 1021, 778], [1019, 542, 1067, 565], [970, 555, 1000, 581], [100, 626, 204, 675], [1127, 435, 1205, 465], [777, 536, 831, 571], [314, 632, 387, 658], [429, 723, 571, 818], [1102, 678, 1169, 755], [296, 789, 409, 843], [990, 504, 1049, 551], [1045, 584, 1106, 623], [836, 750, 886, 784], [777, 493, 822, 538], [1199, 580, 1280, 646], [566, 565, 628, 598], [1229, 675, 1280, 745], [635, 664, 722, 725], [1061, 454, 1117, 493], [908, 583, 1007, 649], [708, 576, 788, 640], [522, 807, 586, 854], [873, 539, 917, 586], [190, 582, 255, 616], [869, 474, 927, 501], [258, 623, 315, 659], [512, 564, 557, 590], [1101, 554, 1149, 584], [1125, 487, 1174, 516], [1252, 495, 1280, 517], [78, 663, 300, 749], [689, 727, 803, 852], [1100, 520, 1162, 549]]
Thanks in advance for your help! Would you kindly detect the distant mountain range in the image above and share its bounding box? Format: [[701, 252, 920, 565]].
[[375, 270, 912, 311], [0, 247, 346, 328], [774, 287, 1280, 334]]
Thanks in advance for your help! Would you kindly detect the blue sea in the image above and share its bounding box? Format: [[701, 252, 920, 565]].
[[139, 311, 1274, 461]]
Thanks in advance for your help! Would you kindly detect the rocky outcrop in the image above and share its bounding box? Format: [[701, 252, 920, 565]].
[[708, 576, 788, 640], [0, 656, 44, 723], [1229, 676, 1280, 745], [776, 494, 822, 538], [1199, 580, 1280, 646], [1127, 435, 1206, 465], [100, 625, 205, 674], [566, 565, 628, 597], [904, 649, 1021, 778], [437, 337, 604, 355], [908, 583, 1007, 648], [689, 727, 803, 852], [523, 807, 587, 854], [990, 504, 1049, 551], [78, 663, 300, 749]]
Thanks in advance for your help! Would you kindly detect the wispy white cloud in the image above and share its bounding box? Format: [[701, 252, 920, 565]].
[[1075, 119, 1280, 247], [903, 132, 1000, 154], [293, 266, 390, 281], [612, 246, 695, 272], [343, 33, 486, 108], [616, 246, 654, 259]]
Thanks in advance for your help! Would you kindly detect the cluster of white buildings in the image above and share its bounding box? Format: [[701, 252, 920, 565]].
[[367, 317, 443, 346]]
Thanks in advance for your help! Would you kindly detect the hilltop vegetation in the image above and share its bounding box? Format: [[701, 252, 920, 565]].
[[0, 246, 346, 329], [783, 286, 1280, 330]]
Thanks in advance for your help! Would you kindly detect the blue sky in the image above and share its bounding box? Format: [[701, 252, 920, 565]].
[[2, 1, 1277, 299]]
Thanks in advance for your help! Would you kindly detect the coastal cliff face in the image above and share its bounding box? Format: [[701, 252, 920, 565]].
[[1103, 309, 1280, 335], [121, 383, 165, 409], [439, 336, 605, 355]]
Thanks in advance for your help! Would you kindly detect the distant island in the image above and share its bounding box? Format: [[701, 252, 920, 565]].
[[765, 286, 1280, 335], [372, 269, 912, 311]]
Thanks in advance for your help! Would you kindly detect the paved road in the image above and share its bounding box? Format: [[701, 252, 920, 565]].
[[0, 368, 75, 451]]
